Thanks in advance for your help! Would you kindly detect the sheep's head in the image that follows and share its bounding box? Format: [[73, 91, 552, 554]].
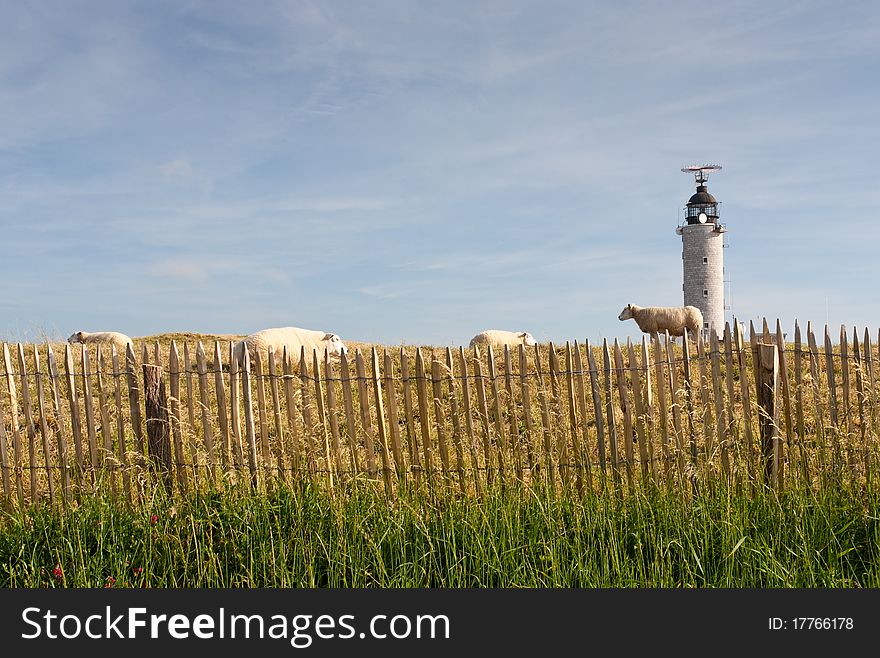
[[519, 332, 537, 346], [323, 333, 348, 356], [618, 304, 634, 321], [67, 331, 85, 344]]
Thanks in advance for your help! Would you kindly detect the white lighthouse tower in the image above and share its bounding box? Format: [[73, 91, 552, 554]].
[[676, 165, 726, 337]]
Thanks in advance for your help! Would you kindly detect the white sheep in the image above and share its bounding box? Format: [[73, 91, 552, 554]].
[[233, 326, 348, 366], [617, 304, 703, 338], [67, 331, 134, 351], [468, 329, 537, 350]]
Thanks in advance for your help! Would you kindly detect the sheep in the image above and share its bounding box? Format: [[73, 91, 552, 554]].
[[233, 326, 348, 366], [468, 329, 537, 351], [617, 304, 703, 338], [67, 331, 134, 351]]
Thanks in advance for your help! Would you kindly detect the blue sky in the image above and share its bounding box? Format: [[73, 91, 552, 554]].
[[2, 1, 879, 346]]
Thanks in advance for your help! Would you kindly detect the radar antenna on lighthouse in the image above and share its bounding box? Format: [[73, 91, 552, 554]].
[[681, 164, 722, 186]]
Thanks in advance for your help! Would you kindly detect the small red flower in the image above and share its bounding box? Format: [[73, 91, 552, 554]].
[[133, 567, 144, 577], [53, 564, 63, 581], [104, 576, 116, 588], [150, 514, 158, 525]]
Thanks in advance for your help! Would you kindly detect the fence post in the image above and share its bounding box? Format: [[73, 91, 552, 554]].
[[143, 363, 173, 491], [756, 343, 780, 489]]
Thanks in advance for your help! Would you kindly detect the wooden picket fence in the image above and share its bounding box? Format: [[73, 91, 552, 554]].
[[1, 317, 878, 507]]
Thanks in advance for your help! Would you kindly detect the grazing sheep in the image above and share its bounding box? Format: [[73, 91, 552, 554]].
[[469, 329, 537, 350], [67, 331, 134, 351], [233, 326, 348, 365], [617, 304, 703, 338]]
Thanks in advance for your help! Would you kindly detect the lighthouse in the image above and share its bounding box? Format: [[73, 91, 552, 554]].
[[676, 165, 726, 337]]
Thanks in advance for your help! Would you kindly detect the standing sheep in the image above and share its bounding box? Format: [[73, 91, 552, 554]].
[[617, 304, 703, 338], [67, 331, 134, 351], [233, 326, 348, 365], [469, 329, 537, 350]]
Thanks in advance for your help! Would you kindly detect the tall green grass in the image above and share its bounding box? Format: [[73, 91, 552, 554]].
[[1, 482, 878, 587]]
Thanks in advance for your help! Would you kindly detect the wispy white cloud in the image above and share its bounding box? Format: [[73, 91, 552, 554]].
[[147, 259, 210, 282]]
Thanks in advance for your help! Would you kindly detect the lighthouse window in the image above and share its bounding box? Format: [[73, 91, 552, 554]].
[[703, 257, 708, 264], [703, 289, 708, 297], [704, 322, 709, 330]]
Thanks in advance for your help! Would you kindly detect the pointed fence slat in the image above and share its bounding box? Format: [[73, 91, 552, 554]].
[[371, 348, 394, 495], [312, 349, 334, 489], [533, 344, 556, 488], [61, 344, 84, 494], [110, 347, 132, 503], [340, 352, 361, 475], [430, 356, 452, 482], [125, 344, 145, 458], [695, 332, 714, 477], [602, 340, 620, 487], [722, 325, 738, 484], [852, 329, 869, 483], [503, 346, 524, 483], [298, 347, 316, 476], [80, 346, 99, 487], [806, 323, 829, 481], [864, 329, 876, 482], [458, 347, 482, 494], [665, 334, 686, 484], [652, 335, 671, 485], [240, 348, 259, 488], [228, 346, 244, 475], [486, 346, 508, 486], [415, 349, 436, 485], [213, 342, 231, 471], [640, 337, 657, 480], [33, 347, 56, 505], [268, 347, 288, 482], [281, 348, 301, 474], [573, 341, 594, 490], [183, 344, 197, 451], [323, 350, 345, 479], [734, 321, 756, 482], [824, 326, 843, 471], [356, 350, 378, 479], [252, 350, 270, 477], [4, 344, 26, 505], [585, 340, 606, 479], [0, 343, 24, 506], [444, 348, 467, 494], [613, 339, 635, 488], [546, 345, 568, 488], [95, 347, 115, 497], [564, 343, 584, 494], [386, 351, 406, 481], [518, 346, 537, 480], [627, 339, 650, 480], [840, 325, 853, 443], [196, 342, 217, 483], [709, 330, 729, 479], [169, 342, 188, 492], [681, 333, 698, 475], [400, 350, 421, 486], [16, 345, 40, 501], [774, 320, 793, 488], [792, 323, 809, 484], [46, 346, 71, 504]]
